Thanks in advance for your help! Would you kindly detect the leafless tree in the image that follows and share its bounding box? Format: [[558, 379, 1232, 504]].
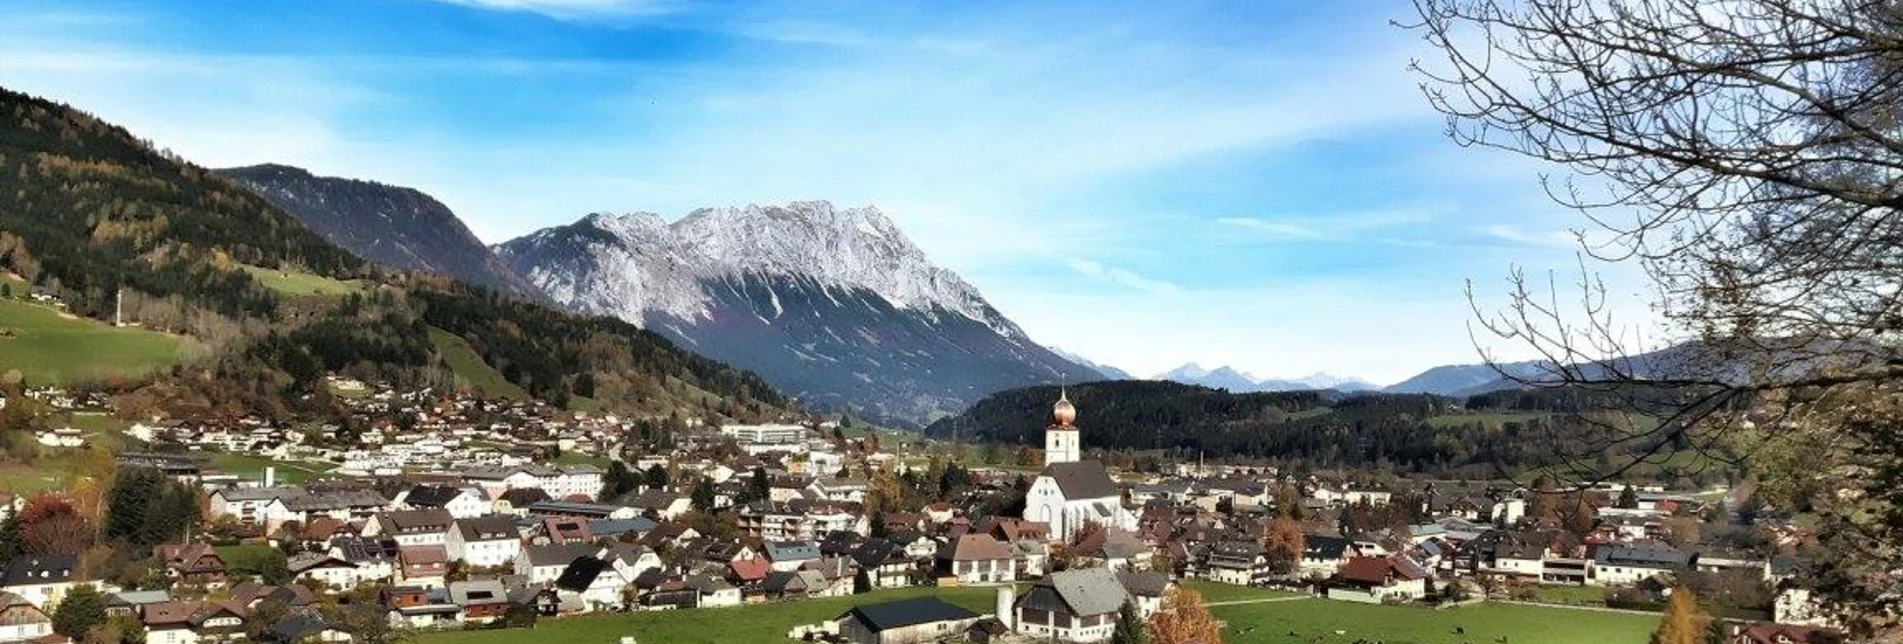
[[1403, 0, 1903, 630], [1401, 0, 1903, 482]]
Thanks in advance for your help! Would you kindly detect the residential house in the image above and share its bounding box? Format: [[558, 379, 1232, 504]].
[[517, 544, 598, 585], [1331, 557, 1429, 604], [760, 570, 831, 601], [364, 509, 456, 547], [1114, 571, 1172, 618], [852, 540, 916, 590], [1592, 546, 1692, 586], [0, 555, 76, 610], [1204, 541, 1270, 587], [836, 596, 981, 644], [684, 574, 740, 608], [1013, 568, 1129, 643], [0, 591, 53, 643], [287, 553, 367, 591], [1301, 534, 1354, 578], [447, 515, 522, 569], [936, 534, 1017, 586], [447, 579, 510, 624], [152, 544, 227, 588], [764, 541, 823, 573], [398, 485, 491, 520], [397, 546, 451, 588]]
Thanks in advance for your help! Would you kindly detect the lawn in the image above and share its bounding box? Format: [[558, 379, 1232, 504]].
[[239, 265, 365, 297], [1210, 598, 1658, 644], [427, 327, 529, 401], [552, 451, 613, 469], [1527, 584, 1610, 607], [208, 452, 332, 484], [420, 586, 1002, 644], [1178, 580, 1306, 604], [0, 299, 195, 385]]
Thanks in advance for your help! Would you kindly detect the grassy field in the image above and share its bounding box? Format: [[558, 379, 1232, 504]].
[[1211, 597, 1658, 644], [1526, 584, 1610, 606], [208, 452, 332, 484], [428, 327, 529, 401], [552, 451, 613, 469], [1179, 580, 1306, 604], [421, 586, 1001, 644], [239, 265, 365, 297], [0, 299, 193, 385]]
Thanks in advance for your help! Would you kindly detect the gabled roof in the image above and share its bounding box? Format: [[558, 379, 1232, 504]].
[[1018, 568, 1127, 618], [1, 555, 75, 586], [939, 534, 1013, 562], [455, 515, 520, 542], [1305, 534, 1352, 559], [553, 556, 608, 592], [764, 541, 822, 562], [376, 509, 454, 534], [404, 485, 472, 509], [1039, 461, 1120, 500], [839, 597, 978, 632], [448, 580, 509, 606], [1115, 571, 1171, 597], [522, 543, 597, 568]]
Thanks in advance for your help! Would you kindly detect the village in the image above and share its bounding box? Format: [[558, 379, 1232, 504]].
[[0, 381, 1838, 644]]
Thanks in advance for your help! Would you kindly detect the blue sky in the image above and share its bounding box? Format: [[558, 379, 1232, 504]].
[[0, 0, 1659, 384]]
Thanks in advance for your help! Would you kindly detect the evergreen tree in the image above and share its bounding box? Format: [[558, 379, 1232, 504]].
[[747, 467, 770, 502], [52, 584, 106, 639], [643, 464, 670, 490], [690, 478, 715, 512], [1619, 485, 1639, 510], [1111, 599, 1148, 644]]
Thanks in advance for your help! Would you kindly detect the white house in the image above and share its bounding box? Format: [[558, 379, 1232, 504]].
[[0, 591, 53, 642], [446, 516, 522, 569], [0, 555, 78, 610]]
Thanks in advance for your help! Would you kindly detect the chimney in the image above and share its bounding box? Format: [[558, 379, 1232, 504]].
[[264, 466, 276, 488], [995, 585, 1015, 630]]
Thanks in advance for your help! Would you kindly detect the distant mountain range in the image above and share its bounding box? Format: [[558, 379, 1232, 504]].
[[219, 164, 542, 299], [492, 202, 1099, 428], [1152, 363, 1380, 392], [1052, 348, 1135, 380]]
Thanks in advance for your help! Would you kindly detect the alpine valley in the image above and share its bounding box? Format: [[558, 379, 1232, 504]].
[[493, 203, 1103, 427]]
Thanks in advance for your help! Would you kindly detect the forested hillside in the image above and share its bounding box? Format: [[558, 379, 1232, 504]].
[[0, 87, 788, 421], [928, 381, 1737, 484]]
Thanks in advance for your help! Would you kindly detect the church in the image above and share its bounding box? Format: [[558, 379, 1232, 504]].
[[1023, 390, 1137, 541]]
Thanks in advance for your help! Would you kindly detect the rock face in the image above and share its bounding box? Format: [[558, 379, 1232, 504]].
[[495, 201, 1100, 427], [219, 164, 542, 298]]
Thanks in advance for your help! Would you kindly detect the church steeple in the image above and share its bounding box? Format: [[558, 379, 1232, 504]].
[[1045, 387, 1081, 465]]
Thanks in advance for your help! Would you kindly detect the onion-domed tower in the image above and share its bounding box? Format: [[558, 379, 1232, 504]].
[[1045, 388, 1080, 465]]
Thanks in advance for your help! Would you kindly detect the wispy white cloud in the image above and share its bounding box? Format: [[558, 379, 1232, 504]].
[[430, 0, 678, 18], [1479, 223, 1579, 248], [1216, 207, 1439, 242], [1063, 259, 1180, 294]]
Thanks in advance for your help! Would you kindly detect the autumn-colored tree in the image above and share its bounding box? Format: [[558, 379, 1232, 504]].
[[20, 495, 95, 555], [1262, 518, 1305, 575], [1651, 588, 1710, 644], [1146, 586, 1222, 644]]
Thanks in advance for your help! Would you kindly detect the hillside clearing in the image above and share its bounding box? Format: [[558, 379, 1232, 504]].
[[0, 299, 194, 385]]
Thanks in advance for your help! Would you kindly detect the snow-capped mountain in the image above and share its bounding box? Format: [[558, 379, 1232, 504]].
[[1153, 363, 1378, 392], [495, 201, 1099, 427]]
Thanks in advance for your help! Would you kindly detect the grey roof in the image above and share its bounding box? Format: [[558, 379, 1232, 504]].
[[588, 517, 659, 538], [1115, 571, 1171, 597], [455, 515, 520, 542], [764, 541, 822, 562], [448, 579, 509, 606], [283, 489, 388, 512], [840, 597, 978, 632], [1305, 534, 1352, 559], [1040, 461, 1120, 500], [527, 500, 626, 517], [212, 486, 303, 502], [523, 543, 599, 568], [1, 555, 75, 586], [1019, 568, 1127, 618], [378, 509, 454, 534], [404, 485, 472, 509], [1595, 546, 1692, 569]]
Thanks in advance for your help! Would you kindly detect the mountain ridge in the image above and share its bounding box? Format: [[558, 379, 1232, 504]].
[[218, 164, 543, 299], [495, 201, 1099, 427], [1153, 362, 1380, 392]]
